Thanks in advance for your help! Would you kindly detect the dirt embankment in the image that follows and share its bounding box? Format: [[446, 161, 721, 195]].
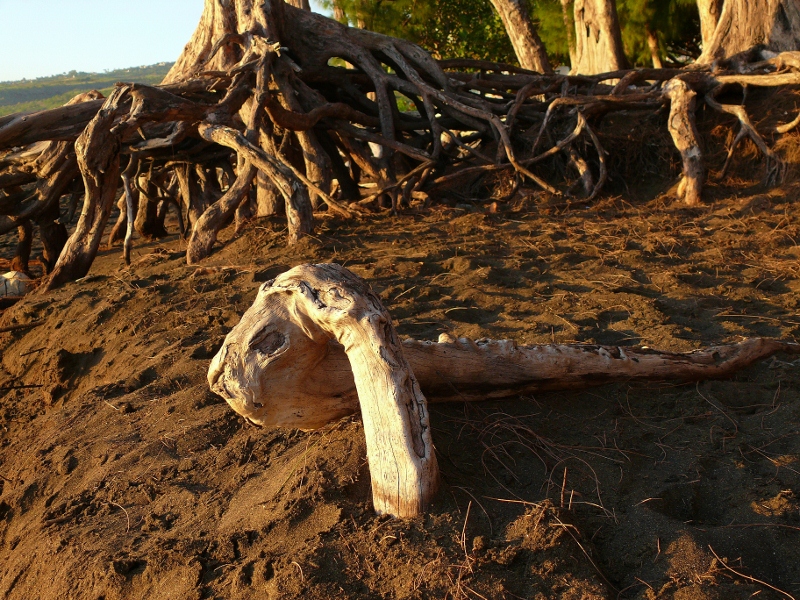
[[1, 166, 800, 598]]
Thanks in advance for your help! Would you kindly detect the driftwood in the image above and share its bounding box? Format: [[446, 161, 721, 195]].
[[208, 263, 800, 518], [210, 262, 438, 517]]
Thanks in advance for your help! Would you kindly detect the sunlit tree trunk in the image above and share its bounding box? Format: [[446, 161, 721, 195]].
[[489, 0, 553, 73], [698, 0, 800, 63], [571, 0, 628, 74], [560, 0, 578, 69], [647, 27, 663, 68], [696, 0, 722, 50]]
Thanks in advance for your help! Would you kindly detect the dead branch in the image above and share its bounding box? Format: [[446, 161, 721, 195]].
[[208, 263, 800, 516]]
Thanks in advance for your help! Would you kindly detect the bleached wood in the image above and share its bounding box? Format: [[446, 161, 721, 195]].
[[209, 263, 438, 517], [698, 0, 800, 64], [209, 263, 800, 516], [571, 0, 627, 75], [665, 78, 704, 205], [696, 0, 722, 50]]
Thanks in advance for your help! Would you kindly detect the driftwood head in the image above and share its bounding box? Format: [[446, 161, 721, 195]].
[[209, 263, 440, 516], [207, 262, 798, 517], [208, 264, 361, 429]]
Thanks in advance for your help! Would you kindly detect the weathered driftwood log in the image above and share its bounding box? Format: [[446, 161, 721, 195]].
[[208, 263, 800, 517], [665, 78, 704, 206]]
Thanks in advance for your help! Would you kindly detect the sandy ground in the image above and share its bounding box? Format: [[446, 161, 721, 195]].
[[1, 105, 800, 599]]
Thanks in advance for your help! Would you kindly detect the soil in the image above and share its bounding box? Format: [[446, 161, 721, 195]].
[[2, 103, 800, 599]]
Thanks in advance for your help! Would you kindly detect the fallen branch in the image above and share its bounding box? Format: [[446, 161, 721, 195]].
[[207, 263, 800, 516]]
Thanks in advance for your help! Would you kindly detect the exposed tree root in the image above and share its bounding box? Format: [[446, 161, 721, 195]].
[[1, 1, 799, 288]]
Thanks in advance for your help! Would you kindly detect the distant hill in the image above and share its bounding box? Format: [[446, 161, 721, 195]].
[[0, 63, 174, 117]]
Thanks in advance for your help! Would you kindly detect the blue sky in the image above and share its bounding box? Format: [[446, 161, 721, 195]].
[[0, 0, 327, 82]]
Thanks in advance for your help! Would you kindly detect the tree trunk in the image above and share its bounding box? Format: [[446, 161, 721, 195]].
[[255, 171, 284, 216], [209, 263, 799, 515], [571, 0, 628, 74], [696, 0, 722, 50], [646, 27, 663, 69], [560, 0, 579, 69], [699, 0, 800, 63], [489, 0, 553, 73]]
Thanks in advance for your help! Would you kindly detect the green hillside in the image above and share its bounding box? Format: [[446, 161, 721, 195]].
[[0, 63, 174, 117]]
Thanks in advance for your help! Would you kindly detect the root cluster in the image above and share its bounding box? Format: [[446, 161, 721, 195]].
[[1, 0, 800, 289]]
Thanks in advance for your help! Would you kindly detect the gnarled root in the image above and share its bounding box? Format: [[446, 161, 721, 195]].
[[6, 7, 800, 285], [665, 78, 704, 205]]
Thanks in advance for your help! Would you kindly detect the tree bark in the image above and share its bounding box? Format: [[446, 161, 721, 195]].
[[560, 0, 578, 69], [41, 88, 127, 291], [186, 163, 257, 264], [255, 171, 284, 216], [489, 0, 553, 73], [699, 0, 800, 63], [647, 27, 663, 69], [696, 0, 722, 51], [133, 167, 168, 239], [665, 78, 704, 205], [121, 161, 138, 265], [10, 221, 32, 273], [571, 0, 628, 74], [36, 209, 69, 275]]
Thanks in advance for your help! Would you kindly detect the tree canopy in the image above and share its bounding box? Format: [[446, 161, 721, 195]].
[[326, 0, 518, 63], [329, 0, 702, 69]]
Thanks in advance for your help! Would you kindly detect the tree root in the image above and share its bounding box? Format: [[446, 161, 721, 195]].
[[1, 4, 800, 287]]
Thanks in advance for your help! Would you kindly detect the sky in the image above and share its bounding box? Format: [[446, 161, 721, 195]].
[[0, 1, 328, 82]]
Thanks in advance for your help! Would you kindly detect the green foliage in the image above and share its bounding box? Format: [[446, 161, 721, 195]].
[[324, 0, 517, 63], [326, 0, 700, 70], [616, 0, 700, 65], [0, 63, 173, 117], [530, 0, 573, 68]]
